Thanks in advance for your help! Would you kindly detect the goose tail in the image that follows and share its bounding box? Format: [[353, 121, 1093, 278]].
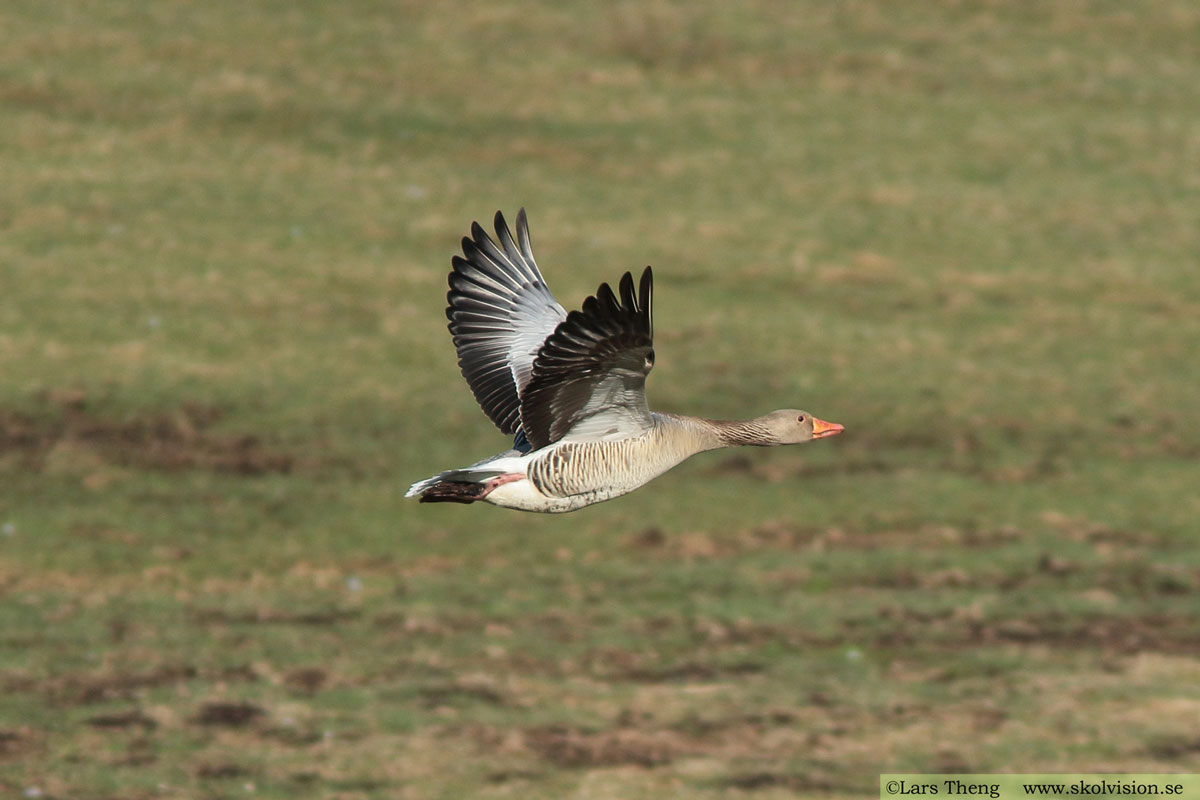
[[414, 481, 491, 504], [405, 467, 510, 504], [405, 473, 443, 498]]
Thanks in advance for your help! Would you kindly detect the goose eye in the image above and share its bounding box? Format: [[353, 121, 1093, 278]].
[[797, 414, 806, 423]]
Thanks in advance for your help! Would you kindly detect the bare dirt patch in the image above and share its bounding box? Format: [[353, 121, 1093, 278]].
[[612, 659, 765, 683], [283, 667, 328, 695], [523, 725, 685, 768], [5, 663, 199, 706], [417, 680, 513, 708], [873, 609, 1200, 656], [195, 761, 254, 778], [485, 768, 544, 784], [0, 727, 43, 762], [191, 700, 267, 727], [3, 662, 268, 708], [191, 607, 362, 626], [85, 709, 158, 731], [1146, 735, 1200, 760], [1, 394, 294, 475], [669, 709, 801, 738], [982, 613, 1200, 655], [717, 771, 851, 793]]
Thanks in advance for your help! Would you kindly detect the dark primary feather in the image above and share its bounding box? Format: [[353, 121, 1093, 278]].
[[520, 267, 655, 450], [445, 210, 566, 435]]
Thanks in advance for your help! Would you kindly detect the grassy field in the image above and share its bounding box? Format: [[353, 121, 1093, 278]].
[[3, 1, 1200, 797]]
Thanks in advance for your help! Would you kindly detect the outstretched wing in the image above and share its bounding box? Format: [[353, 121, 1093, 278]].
[[519, 267, 654, 450], [446, 209, 567, 436]]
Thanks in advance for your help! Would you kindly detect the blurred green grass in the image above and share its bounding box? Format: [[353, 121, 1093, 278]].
[[2, 1, 1200, 798]]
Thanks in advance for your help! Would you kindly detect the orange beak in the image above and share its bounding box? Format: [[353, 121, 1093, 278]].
[[811, 417, 845, 439]]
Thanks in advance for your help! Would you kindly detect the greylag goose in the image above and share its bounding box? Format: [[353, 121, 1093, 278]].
[[407, 210, 843, 513]]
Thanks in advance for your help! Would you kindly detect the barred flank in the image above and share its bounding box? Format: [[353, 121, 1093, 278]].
[[527, 419, 713, 499]]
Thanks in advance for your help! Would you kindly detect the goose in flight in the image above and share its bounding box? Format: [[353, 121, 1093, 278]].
[[406, 210, 843, 513]]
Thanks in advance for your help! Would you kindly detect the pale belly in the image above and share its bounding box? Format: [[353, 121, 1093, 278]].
[[484, 435, 692, 513], [483, 478, 626, 513]]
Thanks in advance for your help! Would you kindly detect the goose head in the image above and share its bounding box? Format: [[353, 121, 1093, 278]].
[[756, 409, 845, 445]]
